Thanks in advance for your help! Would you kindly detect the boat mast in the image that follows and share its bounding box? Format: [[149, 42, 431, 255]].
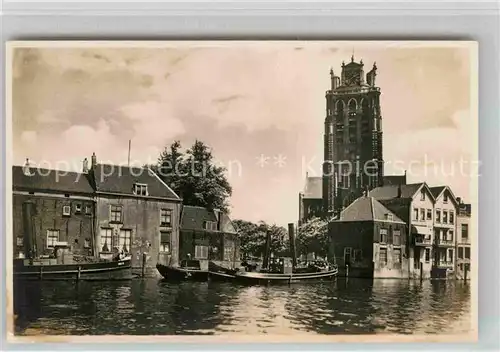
[[262, 229, 271, 270], [288, 223, 297, 268]]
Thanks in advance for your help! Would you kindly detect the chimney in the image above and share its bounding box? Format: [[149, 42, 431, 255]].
[[91, 152, 97, 169], [82, 158, 89, 173], [397, 184, 402, 198], [457, 197, 462, 204]]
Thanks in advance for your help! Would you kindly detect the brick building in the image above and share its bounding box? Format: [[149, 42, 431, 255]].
[[12, 164, 96, 259], [179, 205, 240, 271], [329, 193, 408, 278], [85, 153, 182, 276]]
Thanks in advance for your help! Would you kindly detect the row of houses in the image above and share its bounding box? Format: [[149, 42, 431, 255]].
[[12, 154, 239, 276], [328, 182, 472, 279]]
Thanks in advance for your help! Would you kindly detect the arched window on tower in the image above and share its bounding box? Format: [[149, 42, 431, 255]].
[[348, 99, 357, 115]]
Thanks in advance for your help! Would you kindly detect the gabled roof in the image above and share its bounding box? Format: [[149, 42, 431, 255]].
[[93, 164, 180, 200], [429, 185, 459, 206], [429, 186, 446, 199], [180, 205, 237, 233], [12, 166, 94, 195], [369, 182, 433, 201], [302, 176, 322, 199], [337, 196, 405, 223]]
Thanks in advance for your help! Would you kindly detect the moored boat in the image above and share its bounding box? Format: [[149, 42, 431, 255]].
[[13, 254, 133, 281], [233, 264, 338, 285], [156, 260, 209, 281]]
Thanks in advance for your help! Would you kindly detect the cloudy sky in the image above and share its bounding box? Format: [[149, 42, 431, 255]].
[[10, 42, 477, 226]]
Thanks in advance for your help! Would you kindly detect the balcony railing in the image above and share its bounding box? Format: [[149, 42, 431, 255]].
[[437, 261, 454, 268], [437, 239, 455, 246], [414, 236, 432, 246]]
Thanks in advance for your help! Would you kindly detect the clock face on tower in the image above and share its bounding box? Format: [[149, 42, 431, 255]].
[[344, 70, 360, 86]]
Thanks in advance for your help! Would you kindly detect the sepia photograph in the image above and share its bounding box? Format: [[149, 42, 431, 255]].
[[5, 41, 478, 342]]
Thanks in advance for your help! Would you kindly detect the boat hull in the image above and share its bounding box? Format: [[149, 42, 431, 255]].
[[233, 267, 338, 285], [156, 264, 209, 281], [13, 258, 133, 281]]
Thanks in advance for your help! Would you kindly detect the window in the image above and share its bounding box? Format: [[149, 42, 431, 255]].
[[379, 229, 388, 243], [133, 183, 148, 196], [413, 208, 419, 221], [427, 209, 432, 220], [458, 247, 464, 259], [420, 208, 425, 221], [204, 221, 218, 231], [17, 237, 24, 246], [447, 249, 453, 263], [160, 209, 172, 227], [425, 248, 430, 263], [465, 247, 470, 259], [443, 193, 448, 203], [441, 229, 447, 241], [436, 210, 441, 223], [160, 231, 171, 253], [85, 205, 92, 215], [118, 229, 132, 253], [46, 230, 60, 248], [461, 224, 469, 239], [393, 248, 402, 268], [84, 238, 90, 249], [195, 245, 209, 259], [62, 205, 71, 216], [420, 190, 426, 201], [393, 230, 401, 246], [75, 203, 82, 214], [385, 213, 393, 221], [449, 211, 454, 224], [110, 205, 122, 223], [448, 230, 454, 242], [443, 210, 448, 224], [379, 248, 387, 266], [100, 228, 113, 252], [353, 249, 363, 262]]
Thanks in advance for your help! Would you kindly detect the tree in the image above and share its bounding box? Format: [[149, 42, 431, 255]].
[[233, 219, 288, 259], [296, 216, 333, 259], [156, 140, 232, 212]]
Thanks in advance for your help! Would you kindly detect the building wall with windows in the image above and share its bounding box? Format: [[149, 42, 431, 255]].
[[12, 165, 96, 260], [95, 195, 181, 274], [329, 195, 408, 278], [456, 202, 471, 279], [431, 187, 459, 278], [12, 193, 95, 258], [91, 162, 182, 277], [407, 186, 435, 279], [179, 206, 240, 271]]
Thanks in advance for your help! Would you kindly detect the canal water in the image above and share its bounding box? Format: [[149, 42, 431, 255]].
[[13, 278, 471, 335]]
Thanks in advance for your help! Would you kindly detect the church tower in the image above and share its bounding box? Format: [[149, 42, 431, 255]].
[[322, 56, 384, 217]]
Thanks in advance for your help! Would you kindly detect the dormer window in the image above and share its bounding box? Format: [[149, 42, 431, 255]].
[[203, 221, 218, 231], [443, 193, 448, 203], [385, 213, 393, 221], [133, 183, 148, 196], [420, 190, 425, 201]]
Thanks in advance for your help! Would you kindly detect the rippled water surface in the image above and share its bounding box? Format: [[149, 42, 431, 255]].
[[14, 278, 471, 335]]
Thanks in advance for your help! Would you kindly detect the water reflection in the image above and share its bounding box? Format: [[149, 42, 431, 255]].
[[14, 278, 471, 336]]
